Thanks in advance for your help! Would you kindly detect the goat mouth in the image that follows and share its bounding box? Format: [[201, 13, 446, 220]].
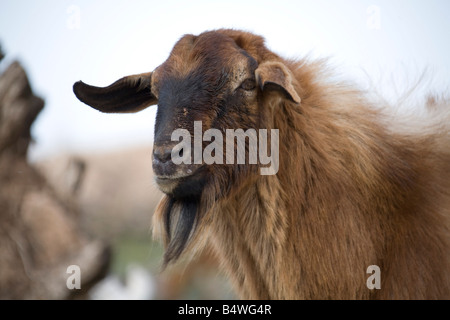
[[154, 165, 201, 182], [154, 174, 192, 191], [155, 173, 194, 181], [154, 167, 207, 198]]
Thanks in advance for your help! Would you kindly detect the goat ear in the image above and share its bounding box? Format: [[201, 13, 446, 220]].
[[73, 72, 157, 113], [255, 61, 301, 104]]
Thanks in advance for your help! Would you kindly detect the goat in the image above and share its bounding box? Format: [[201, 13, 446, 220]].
[[73, 29, 450, 299]]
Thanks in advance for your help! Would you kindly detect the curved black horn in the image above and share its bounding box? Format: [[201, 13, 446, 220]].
[[73, 72, 157, 113]]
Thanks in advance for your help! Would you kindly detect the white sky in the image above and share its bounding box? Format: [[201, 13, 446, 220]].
[[0, 0, 449, 161]]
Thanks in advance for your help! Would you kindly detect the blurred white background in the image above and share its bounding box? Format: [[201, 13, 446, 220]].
[[0, 0, 449, 161]]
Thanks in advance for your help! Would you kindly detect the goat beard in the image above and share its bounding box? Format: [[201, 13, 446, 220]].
[[155, 163, 257, 268], [159, 196, 199, 268]]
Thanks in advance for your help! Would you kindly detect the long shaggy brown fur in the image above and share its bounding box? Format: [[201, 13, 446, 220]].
[[74, 29, 450, 299], [153, 30, 450, 299]]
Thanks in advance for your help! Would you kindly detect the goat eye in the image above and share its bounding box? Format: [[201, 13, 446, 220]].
[[240, 78, 256, 91]]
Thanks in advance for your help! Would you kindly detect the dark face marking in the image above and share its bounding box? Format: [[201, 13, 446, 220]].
[[151, 32, 260, 198], [151, 31, 265, 267]]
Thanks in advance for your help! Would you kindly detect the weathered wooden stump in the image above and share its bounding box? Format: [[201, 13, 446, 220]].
[[0, 57, 110, 299]]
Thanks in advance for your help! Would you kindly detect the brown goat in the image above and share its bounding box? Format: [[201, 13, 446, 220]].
[[73, 29, 450, 299]]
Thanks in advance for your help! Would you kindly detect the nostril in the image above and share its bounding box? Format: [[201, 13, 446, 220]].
[[153, 146, 172, 163]]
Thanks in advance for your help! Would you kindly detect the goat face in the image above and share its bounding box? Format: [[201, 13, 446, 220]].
[[73, 29, 300, 200], [151, 32, 264, 198]]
